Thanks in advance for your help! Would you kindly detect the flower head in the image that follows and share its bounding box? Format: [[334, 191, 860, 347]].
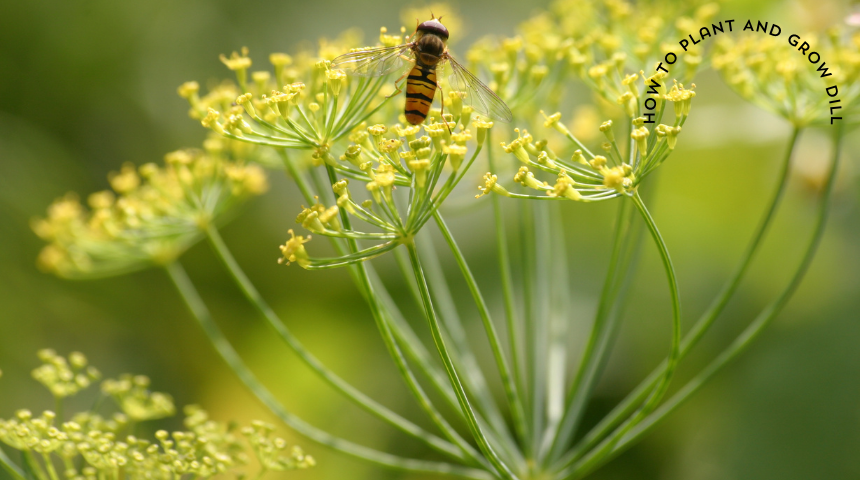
[[713, 30, 860, 126], [33, 143, 267, 278]]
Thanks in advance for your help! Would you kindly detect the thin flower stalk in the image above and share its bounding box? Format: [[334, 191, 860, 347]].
[[486, 131, 528, 451], [541, 199, 635, 464], [406, 242, 518, 480], [433, 213, 530, 453], [559, 121, 845, 480], [552, 125, 805, 472], [413, 237, 524, 465], [205, 225, 486, 464], [0, 448, 26, 480], [556, 190, 682, 478], [163, 262, 490, 480], [320, 185, 494, 470]]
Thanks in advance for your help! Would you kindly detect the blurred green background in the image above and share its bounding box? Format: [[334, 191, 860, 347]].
[[1, 0, 859, 479]]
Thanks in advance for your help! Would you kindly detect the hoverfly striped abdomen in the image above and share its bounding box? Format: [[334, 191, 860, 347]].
[[405, 65, 438, 125]]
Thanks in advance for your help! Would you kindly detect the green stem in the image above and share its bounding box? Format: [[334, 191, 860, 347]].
[[487, 135, 528, 453], [565, 122, 843, 480], [528, 201, 552, 459], [164, 262, 489, 479], [323, 166, 490, 470], [39, 455, 58, 480], [542, 202, 573, 456], [22, 452, 48, 480], [558, 192, 683, 479], [283, 149, 465, 428], [202, 225, 465, 461], [414, 234, 520, 461], [544, 199, 634, 463], [553, 126, 804, 472], [0, 448, 25, 480], [407, 241, 519, 480], [433, 212, 530, 457], [519, 200, 537, 449]]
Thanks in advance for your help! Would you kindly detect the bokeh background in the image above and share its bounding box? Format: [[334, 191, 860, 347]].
[[1, 0, 859, 479]]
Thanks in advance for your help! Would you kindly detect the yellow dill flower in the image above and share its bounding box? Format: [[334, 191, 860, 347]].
[[101, 375, 175, 422], [713, 29, 860, 126], [33, 146, 267, 278], [278, 230, 311, 268]]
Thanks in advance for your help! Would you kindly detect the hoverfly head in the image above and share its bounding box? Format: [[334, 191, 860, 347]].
[[417, 17, 449, 40]]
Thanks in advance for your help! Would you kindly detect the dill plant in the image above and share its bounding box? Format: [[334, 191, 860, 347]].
[[0, 351, 314, 480], [21, 0, 858, 479]]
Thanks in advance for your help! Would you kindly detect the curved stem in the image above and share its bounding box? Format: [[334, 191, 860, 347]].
[[487, 133, 528, 453], [564, 121, 844, 480], [553, 126, 804, 473], [433, 211, 530, 456], [558, 192, 681, 479], [202, 226, 466, 461], [164, 261, 490, 479], [322, 167, 490, 470], [544, 199, 634, 463], [413, 233, 523, 466], [279, 148, 469, 429], [0, 448, 26, 480], [407, 241, 519, 480]]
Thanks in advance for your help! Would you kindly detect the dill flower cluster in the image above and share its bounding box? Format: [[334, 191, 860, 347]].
[[486, 79, 694, 202], [462, 0, 717, 116], [277, 117, 493, 269], [181, 41, 494, 269], [713, 28, 860, 126], [0, 351, 313, 480], [32, 140, 267, 279]]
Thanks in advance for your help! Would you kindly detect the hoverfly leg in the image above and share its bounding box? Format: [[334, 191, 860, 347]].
[[387, 70, 410, 99], [411, 19, 420, 41]]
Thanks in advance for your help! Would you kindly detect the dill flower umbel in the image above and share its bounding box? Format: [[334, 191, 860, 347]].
[[182, 42, 493, 269], [274, 115, 492, 269], [713, 28, 860, 126], [460, 0, 716, 116], [489, 77, 694, 202], [32, 140, 267, 278], [0, 351, 313, 480]]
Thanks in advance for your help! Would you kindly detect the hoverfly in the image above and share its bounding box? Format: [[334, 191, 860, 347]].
[[330, 15, 512, 125]]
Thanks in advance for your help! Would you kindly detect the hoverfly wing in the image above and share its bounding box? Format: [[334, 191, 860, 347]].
[[446, 55, 513, 123], [330, 44, 415, 77]]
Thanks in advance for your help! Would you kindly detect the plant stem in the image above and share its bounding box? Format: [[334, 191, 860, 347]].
[[558, 192, 682, 479], [40, 454, 59, 480], [407, 241, 519, 480], [433, 212, 530, 457], [164, 261, 490, 479], [414, 234, 522, 465], [552, 126, 804, 473], [529, 201, 552, 460], [320, 165, 489, 468], [542, 202, 572, 455], [544, 198, 634, 463], [278, 147, 468, 429], [0, 448, 26, 480], [487, 133, 529, 453], [22, 452, 48, 480], [564, 122, 843, 480], [202, 225, 468, 461]]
